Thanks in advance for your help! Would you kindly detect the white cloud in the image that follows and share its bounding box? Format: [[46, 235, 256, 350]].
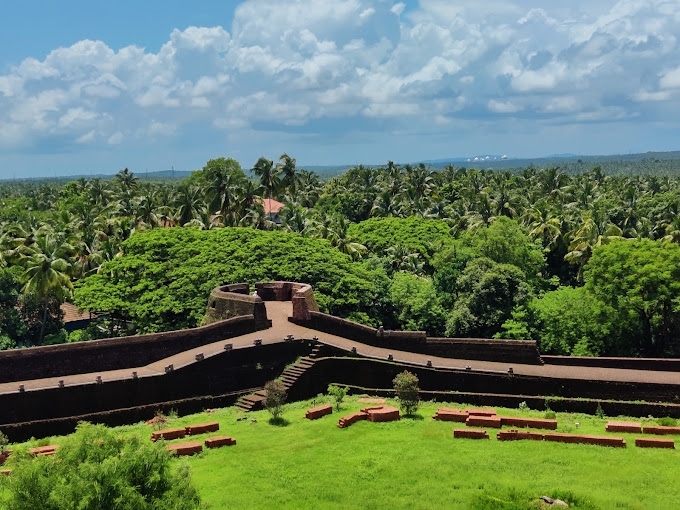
[[633, 90, 672, 102], [488, 100, 522, 113], [660, 66, 680, 89], [107, 132, 123, 145], [1, 0, 680, 156], [391, 3, 405, 16], [76, 130, 96, 144]]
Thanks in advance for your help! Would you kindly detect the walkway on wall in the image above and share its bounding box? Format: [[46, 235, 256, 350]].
[[2, 301, 680, 396]]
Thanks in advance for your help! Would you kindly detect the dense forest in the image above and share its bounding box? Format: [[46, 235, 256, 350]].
[[2, 155, 680, 357]]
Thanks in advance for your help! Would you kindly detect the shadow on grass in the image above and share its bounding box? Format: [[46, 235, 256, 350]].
[[403, 413, 425, 421], [268, 417, 291, 427]]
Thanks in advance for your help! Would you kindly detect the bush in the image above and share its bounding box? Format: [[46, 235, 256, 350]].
[[5, 422, 201, 510], [264, 380, 287, 420], [327, 384, 348, 411], [0, 430, 8, 453], [657, 417, 678, 427], [544, 410, 556, 420], [393, 371, 420, 415]]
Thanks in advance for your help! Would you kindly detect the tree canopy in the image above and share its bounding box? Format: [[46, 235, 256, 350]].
[[74, 227, 389, 333]]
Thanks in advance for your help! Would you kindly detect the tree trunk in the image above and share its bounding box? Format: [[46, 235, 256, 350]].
[[39, 304, 48, 345]]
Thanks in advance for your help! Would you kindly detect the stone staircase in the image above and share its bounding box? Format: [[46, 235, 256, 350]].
[[235, 344, 322, 412]]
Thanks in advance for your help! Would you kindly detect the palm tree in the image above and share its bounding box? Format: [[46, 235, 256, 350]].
[[174, 185, 206, 227], [277, 153, 299, 198], [253, 157, 280, 199], [565, 215, 623, 276], [114, 168, 139, 193], [20, 231, 74, 344]]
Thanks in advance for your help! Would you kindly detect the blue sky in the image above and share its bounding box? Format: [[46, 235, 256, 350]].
[[1, 0, 680, 178]]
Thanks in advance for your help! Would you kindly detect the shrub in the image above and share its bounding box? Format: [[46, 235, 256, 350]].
[[393, 371, 420, 415], [657, 417, 678, 427], [152, 410, 169, 431], [327, 384, 348, 411], [544, 410, 556, 420], [0, 430, 8, 453], [595, 402, 605, 419], [5, 422, 201, 510], [518, 401, 528, 412], [264, 380, 287, 420]]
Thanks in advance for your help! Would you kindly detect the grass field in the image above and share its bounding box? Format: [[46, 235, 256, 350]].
[[2, 397, 680, 509]]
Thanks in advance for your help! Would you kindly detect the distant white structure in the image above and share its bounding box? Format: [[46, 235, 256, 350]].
[[501, 154, 508, 160], [474, 157, 479, 161]]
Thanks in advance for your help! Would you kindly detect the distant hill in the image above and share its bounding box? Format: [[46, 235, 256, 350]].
[[0, 169, 193, 183], [5, 150, 680, 184]]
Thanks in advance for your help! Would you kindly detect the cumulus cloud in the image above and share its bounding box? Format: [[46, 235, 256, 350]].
[[1, 0, 680, 155]]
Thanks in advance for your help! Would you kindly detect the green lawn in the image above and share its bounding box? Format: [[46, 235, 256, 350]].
[[2, 397, 680, 509]]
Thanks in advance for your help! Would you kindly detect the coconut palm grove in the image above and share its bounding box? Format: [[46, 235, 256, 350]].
[[2, 157, 680, 356], [2, 157, 680, 509]]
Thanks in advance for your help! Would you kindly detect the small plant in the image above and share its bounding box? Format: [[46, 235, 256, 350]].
[[544, 410, 556, 420], [518, 401, 528, 412], [264, 380, 287, 420], [0, 430, 8, 453], [393, 370, 420, 416], [595, 402, 605, 419], [168, 408, 179, 419], [153, 410, 169, 430], [657, 417, 678, 427], [327, 384, 348, 411], [544, 397, 556, 412]]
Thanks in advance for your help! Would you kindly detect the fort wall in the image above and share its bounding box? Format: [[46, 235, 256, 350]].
[[0, 315, 262, 384]]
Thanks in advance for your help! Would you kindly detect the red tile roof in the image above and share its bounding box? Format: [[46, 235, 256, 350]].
[[256, 198, 284, 214], [60, 303, 95, 323]]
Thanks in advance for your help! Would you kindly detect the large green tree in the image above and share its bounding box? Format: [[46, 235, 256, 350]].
[[584, 239, 680, 356], [74, 227, 389, 333]]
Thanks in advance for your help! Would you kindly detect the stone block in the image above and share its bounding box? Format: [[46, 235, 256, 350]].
[[0, 469, 11, 476], [501, 416, 558, 430], [642, 425, 680, 435], [365, 406, 400, 423], [29, 445, 58, 456], [466, 415, 502, 428], [205, 436, 237, 448], [338, 412, 368, 428], [465, 408, 497, 416], [167, 441, 203, 457], [185, 422, 220, 435], [497, 429, 545, 441], [434, 408, 468, 422], [606, 421, 642, 433], [305, 404, 333, 420], [454, 428, 489, 439], [543, 433, 626, 448], [151, 428, 186, 442], [635, 437, 674, 449]]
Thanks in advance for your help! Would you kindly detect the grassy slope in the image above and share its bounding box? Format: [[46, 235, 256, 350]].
[[2, 398, 680, 509]]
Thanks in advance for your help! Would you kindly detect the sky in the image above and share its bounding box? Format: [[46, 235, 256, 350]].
[[1, 0, 680, 178]]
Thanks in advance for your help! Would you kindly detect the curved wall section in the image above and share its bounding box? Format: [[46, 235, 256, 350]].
[[255, 281, 319, 320], [203, 284, 271, 328]]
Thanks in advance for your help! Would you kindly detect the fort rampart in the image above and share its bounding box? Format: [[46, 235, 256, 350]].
[[2, 281, 680, 441], [0, 314, 262, 384]]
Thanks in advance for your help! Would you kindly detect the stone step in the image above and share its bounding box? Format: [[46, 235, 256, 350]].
[[285, 367, 306, 375]]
